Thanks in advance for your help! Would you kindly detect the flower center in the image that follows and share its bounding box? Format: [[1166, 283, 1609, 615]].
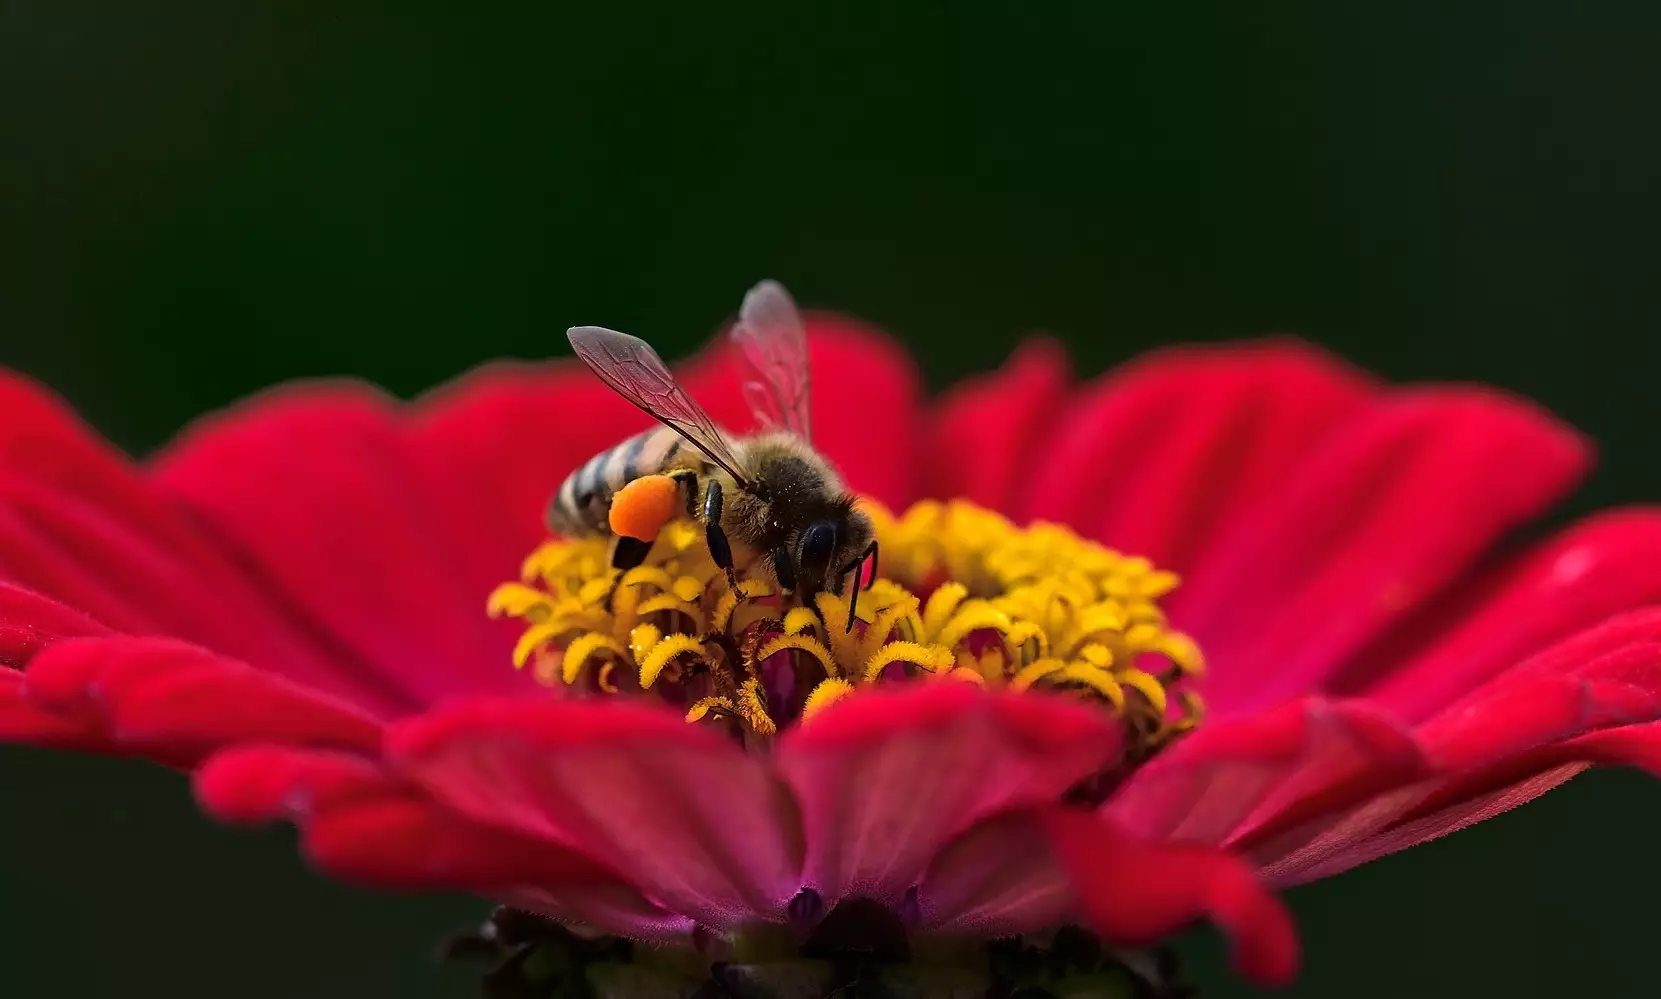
[[488, 499, 1204, 755]]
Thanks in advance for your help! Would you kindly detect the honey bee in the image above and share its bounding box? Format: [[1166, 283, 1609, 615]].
[[550, 280, 877, 629]]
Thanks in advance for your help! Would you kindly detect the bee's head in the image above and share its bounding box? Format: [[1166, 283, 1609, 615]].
[[744, 450, 875, 609], [787, 497, 873, 599]]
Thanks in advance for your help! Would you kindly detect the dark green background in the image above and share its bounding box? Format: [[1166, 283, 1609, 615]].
[[3, 6, 1659, 997]]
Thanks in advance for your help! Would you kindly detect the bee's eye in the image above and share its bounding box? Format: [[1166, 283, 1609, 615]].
[[802, 522, 838, 567]]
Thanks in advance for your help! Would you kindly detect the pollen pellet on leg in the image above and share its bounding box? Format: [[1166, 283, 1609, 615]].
[[492, 497, 1205, 756], [609, 473, 682, 541]]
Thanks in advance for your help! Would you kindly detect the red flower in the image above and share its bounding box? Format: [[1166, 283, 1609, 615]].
[[3, 302, 1660, 995]]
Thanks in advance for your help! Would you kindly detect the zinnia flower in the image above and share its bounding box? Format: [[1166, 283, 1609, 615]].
[[4, 289, 1660, 998]]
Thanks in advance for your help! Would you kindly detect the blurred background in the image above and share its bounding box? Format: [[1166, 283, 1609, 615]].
[[2, 6, 1659, 997]]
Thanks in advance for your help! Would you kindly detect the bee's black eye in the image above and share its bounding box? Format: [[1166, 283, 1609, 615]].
[[802, 521, 837, 568]]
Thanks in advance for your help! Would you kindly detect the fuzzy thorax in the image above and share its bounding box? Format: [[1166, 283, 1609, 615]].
[[488, 499, 1205, 755]]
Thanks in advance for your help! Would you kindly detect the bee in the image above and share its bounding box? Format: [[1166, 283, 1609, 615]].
[[550, 280, 878, 630]]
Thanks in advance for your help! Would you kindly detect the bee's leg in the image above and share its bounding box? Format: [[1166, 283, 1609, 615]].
[[606, 535, 654, 611], [703, 479, 740, 592], [772, 545, 797, 597], [670, 468, 701, 518], [610, 535, 654, 571]]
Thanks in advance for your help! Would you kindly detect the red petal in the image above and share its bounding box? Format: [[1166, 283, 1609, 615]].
[[0, 581, 110, 669], [1107, 698, 1426, 847], [304, 789, 618, 892], [0, 372, 396, 700], [916, 811, 1074, 936], [926, 337, 1071, 514], [504, 886, 695, 943], [1333, 508, 1661, 719], [196, 745, 623, 894], [1261, 721, 1661, 885], [411, 361, 644, 585], [0, 668, 112, 751], [1418, 645, 1661, 774], [776, 685, 1123, 907], [1180, 387, 1589, 716], [196, 743, 390, 824], [24, 637, 383, 766], [1022, 339, 1377, 574], [153, 384, 538, 711], [387, 697, 803, 928], [1245, 617, 1661, 884], [1039, 806, 1299, 987]]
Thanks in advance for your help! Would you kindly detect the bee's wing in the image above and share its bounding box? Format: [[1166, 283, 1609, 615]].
[[566, 326, 750, 486], [731, 279, 813, 441]]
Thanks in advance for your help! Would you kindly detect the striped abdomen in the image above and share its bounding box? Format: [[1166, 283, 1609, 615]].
[[547, 425, 690, 537]]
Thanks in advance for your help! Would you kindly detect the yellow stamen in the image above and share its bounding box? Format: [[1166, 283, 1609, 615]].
[[755, 634, 838, 678], [492, 499, 1205, 753], [1115, 667, 1168, 716], [561, 632, 626, 685], [863, 641, 955, 683], [737, 678, 776, 736], [638, 633, 705, 688], [802, 678, 856, 720], [686, 696, 735, 723], [782, 607, 821, 635]]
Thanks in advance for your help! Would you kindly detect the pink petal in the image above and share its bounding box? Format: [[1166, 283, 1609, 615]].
[[926, 337, 1071, 514], [1179, 387, 1589, 716], [1021, 339, 1377, 575], [1107, 698, 1425, 847], [775, 684, 1123, 908], [24, 636, 383, 766], [387, 698, 803, 929], [1039, 806, 1299, 987], [915, 811, 1074, 936], [1333, 507, 1661, 719]]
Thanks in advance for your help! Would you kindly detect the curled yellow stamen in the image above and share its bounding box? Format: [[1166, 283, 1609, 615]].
[[561, 632, 626, 685], [755, 634, 838, 678], [1115, 667, 1168, 716], [487, 582, 554, 621], [863, 641, 955, 683], [802, 678, 856, 721], [638, 634, 706, 688], [782, 607, 822, 636]]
